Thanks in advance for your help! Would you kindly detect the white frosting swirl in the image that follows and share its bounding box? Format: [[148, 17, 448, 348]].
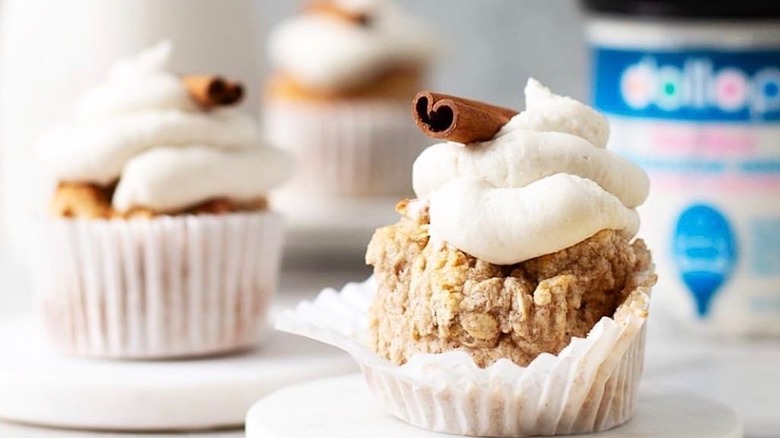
[[40, 42, 292, 213], [412, 79, 650, 265], [268, 0, 437, 92]]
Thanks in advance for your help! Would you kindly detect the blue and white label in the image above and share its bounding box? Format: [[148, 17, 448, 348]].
[[672, 204, 738, 318], [592, 47, 780, 122], [591, 42, 780, 334]]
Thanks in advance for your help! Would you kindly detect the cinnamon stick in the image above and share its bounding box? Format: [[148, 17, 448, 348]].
[[412, 91, 518, 144], [308, 1, 372, 26], [182, 75, 244, 109]]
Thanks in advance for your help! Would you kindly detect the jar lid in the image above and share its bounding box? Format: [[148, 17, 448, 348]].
[[581, 0, 780, 19]]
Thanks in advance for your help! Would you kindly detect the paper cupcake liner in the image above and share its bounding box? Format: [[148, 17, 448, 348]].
[[276, 274, 653, 437], [264, 101, 424, 196], [35, 212, 284, 359]]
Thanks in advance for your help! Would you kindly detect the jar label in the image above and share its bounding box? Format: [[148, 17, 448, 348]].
[[592, 47, 780, 122], [591, 45, 780, 334]]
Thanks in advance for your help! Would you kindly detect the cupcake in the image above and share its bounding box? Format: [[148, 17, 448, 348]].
[[277, 79, 656, 436], [36, 42, 293, 359], [264, 0, 437, 196]]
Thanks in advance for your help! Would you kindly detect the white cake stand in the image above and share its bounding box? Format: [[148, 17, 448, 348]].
[[246, 375, 743, 438], [0, 421, 241, 438], [274, 194, 399, 260], [0, 316, 357, 432]]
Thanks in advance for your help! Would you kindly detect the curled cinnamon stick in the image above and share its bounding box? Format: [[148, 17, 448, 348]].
[[413, 91, 518, 144], [308, 1, 372, 26], [182, 75, 244, 109]]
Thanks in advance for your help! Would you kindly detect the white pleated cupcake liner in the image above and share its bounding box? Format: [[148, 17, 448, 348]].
[[35, 212, 284, 359], [264, 101, 424, 196], [276, 273, 654, 437]]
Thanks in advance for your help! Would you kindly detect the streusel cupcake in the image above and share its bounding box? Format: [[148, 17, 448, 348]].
[[36, 42, 293, 359], [278, 79, 656, 436], [264, 0, 437, 196]]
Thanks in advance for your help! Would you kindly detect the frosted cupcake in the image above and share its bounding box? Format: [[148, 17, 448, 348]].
[[278, 80, 656, 436], [264, 0, 437, 196], [37, 42, 293, 359]]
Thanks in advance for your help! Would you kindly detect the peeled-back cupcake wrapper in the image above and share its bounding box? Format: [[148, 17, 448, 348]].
[[35, 213, 284, 359], [276, 275, 653, 437], [264, 101, 424, 196]]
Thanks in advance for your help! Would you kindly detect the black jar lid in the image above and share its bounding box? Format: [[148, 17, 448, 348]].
[[581, 0, 780, 19]]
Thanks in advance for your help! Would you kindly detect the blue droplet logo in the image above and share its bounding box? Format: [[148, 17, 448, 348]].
[[672, 204, 738, 318]]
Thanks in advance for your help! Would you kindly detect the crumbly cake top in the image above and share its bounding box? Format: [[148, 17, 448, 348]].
[[366, 201, 655, 367]]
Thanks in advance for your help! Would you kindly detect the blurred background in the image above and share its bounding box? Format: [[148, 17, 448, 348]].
[[0, 0, 778, 436], [262, 0, 587, 103], [0, 0, 587, 317]]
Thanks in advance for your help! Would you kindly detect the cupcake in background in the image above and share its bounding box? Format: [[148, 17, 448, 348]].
[[264, 0, 437, 196], [37, 42, 293, 359]]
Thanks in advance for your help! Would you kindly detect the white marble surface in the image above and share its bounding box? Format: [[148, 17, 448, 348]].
[[642, 317, 780, 438], [247, 374, 742, 438], [0, 316, 356, 432], [1, 265, 779, 437]]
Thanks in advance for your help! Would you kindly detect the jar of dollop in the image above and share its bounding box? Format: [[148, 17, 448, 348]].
[[582, 0, 780, 336]]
